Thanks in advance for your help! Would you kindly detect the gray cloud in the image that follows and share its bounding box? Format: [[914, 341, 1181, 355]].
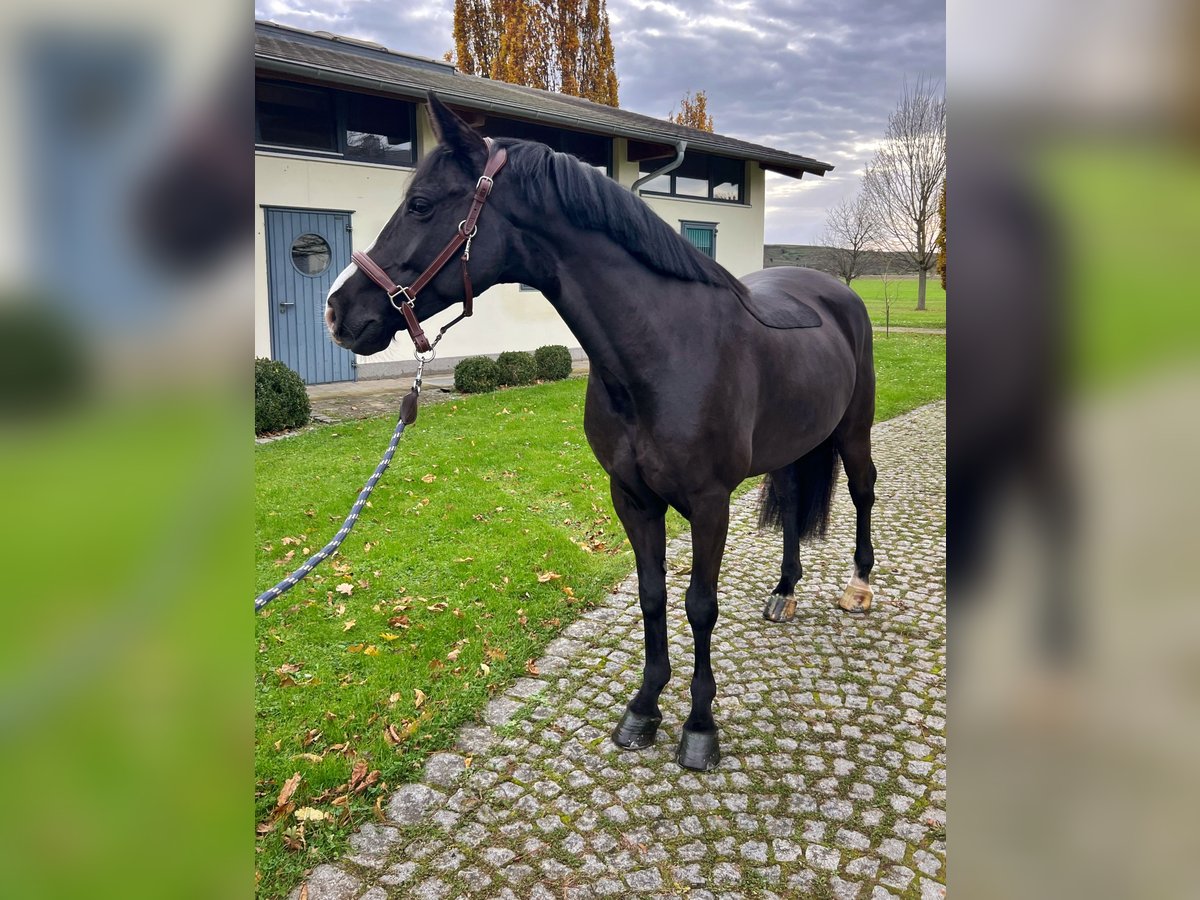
[[255, 0, 944, 242]]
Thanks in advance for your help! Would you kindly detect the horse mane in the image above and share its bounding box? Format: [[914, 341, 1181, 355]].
[[501, 140, 748, 295]]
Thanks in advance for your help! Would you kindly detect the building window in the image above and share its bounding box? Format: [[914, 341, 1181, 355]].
[[480, 115, 612, 175], [639, 152, 745, 203], [255, 78, 417, 166], [681, 221, 717, 259]]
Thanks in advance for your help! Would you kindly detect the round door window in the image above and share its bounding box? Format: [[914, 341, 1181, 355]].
[[291, 233, 332, 276]]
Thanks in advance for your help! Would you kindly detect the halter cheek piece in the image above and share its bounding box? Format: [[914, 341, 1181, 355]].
[[351, 138, 509, 356]]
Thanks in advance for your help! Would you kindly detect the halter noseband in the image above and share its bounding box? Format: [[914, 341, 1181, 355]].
[[351, 137, 509, 355]]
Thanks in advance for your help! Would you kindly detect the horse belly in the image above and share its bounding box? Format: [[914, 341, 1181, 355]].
[[746, 340, 857, 475]]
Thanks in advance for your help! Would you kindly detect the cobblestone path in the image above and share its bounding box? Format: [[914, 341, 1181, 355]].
[[289, 402, 946, 900]]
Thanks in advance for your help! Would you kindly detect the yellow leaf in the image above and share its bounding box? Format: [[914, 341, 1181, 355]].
[[537, 571, 562, 582], [479, 662, 490, 677], [346, 644, 364, 653], [414, 688, 427, 708], [294, 807, 330, 822], [363, 645, 380, 656], [342, 619, 356, 632], [380, 632, 400, 642]]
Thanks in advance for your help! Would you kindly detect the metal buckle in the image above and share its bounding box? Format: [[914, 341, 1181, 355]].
[[476, 174, 493, 193], [387, 285, 415, 311]]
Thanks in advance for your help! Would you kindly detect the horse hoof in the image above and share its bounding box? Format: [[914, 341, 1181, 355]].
[[612, 709, 662, 750], [763, 594, 797, 622], [837, 580, 873, 613], [676, 728, 721, 771]]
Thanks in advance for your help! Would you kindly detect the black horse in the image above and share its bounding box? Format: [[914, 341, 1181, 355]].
[[326, 95, 876, 770]]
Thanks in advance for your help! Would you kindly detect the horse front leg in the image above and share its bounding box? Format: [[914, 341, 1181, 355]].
[[609, 481, 670, 751], [677, 492, 730, 771]]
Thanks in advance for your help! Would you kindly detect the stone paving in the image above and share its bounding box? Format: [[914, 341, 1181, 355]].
[[288, 401, 946, 900]]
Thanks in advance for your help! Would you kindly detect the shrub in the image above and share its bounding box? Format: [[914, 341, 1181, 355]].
[[255, 358, 310, 435], [454, 355, 502, 393], [533, 344, 573, 381], [496, 350, 538, 386]]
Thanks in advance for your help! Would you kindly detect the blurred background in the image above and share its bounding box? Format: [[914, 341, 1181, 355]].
[[0, 0, 1195, 896], [949, 0, 1200, 896], [0, 1, 247, 898]]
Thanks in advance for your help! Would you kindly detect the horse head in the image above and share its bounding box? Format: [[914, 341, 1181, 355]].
[[325, 94, 520, 356]]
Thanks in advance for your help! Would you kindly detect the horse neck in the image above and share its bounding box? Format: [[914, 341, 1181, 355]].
[[513, 219, 726, 383]]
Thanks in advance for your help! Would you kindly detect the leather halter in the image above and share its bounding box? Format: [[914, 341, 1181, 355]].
[[351, 138, 509, 355]]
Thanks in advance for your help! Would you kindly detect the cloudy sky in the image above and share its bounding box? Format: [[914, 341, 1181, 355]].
[[254, 0, 944, 244]]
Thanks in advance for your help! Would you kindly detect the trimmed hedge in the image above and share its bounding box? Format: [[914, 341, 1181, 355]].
[[454, 355, 502, 393], [255, 358, 310, 435], [496, 350, 537, 386], [534, 344, 573, 381]]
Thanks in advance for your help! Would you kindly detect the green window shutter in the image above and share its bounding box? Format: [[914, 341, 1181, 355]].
[[682, 223, 716, 259]]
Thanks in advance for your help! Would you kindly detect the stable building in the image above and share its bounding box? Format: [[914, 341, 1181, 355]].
[[255, 20, 832, 383]]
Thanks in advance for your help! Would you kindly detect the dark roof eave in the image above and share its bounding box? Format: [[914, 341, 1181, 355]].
[[255, 52, 833, 178]]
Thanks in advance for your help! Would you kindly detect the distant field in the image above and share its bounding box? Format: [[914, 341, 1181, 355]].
[[851, 276, 946, 330]]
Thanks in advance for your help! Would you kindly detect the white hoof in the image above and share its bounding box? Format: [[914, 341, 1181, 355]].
[[837, 576, 873, 613]]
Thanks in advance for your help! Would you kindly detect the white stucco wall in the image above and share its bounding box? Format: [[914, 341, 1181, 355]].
[[255, 126, 768, 379]]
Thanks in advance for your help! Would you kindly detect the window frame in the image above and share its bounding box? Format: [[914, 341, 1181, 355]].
[[679, 220, 718, 259], [638, 152, 747, 204], [255, 78, 418, 168]]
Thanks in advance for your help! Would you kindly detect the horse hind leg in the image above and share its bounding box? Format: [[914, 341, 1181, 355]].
[[835, 426, 877, 614], [760, 463, 802, 622], [760, 438, 840, 622]]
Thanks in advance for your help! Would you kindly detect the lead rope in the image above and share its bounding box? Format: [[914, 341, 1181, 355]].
[[254, 357, 430, 612]]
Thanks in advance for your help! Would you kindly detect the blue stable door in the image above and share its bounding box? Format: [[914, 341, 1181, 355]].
[[265, 207, 356, 384]]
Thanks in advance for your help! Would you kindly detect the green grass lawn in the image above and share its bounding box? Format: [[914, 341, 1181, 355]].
[[851, 276, 946, 330], [254, 333, 944, 898]]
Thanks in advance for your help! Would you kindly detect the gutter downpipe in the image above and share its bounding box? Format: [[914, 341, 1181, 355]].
[[630, 140, 686, 194]]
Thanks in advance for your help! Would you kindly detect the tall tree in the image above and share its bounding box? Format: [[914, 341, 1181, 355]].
[[819, 192, 880, 286], [935, 178, 947, 290], [669, 90, 715, 132], [452, 0, 619, 107], [862, 77, 946, 310]]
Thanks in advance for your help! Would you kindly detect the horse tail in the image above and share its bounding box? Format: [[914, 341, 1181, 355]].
[[756, 437, 840, 540]]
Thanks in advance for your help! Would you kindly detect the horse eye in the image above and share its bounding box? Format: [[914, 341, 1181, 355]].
[[407, 197, 432, 217]]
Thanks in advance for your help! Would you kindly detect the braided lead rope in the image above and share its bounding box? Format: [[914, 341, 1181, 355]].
[[255, 383, 420, 612]]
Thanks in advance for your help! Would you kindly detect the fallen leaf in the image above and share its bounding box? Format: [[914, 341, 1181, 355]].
[[388, 692, 401, 706], [300, 884, 309, 900], [384, 724, 402, 745], [292, 752, 324, 764], [336, 583, 353, 596], [388, 615, 411, 629], [537, 571, 562, 582], [464, 757, 473, 768], [276, 663, 302, 675], [346, 644, 364, 653], [479, 662, 490, 677], [294, 807, 330, 822], [302, 729, 321, 748], [380, 632, 401, 642], [282, 825, 306, 851], [421, 473, 436, 483], [342, 619, 356, 632], [276, 772, 302, 808], [525, 659, 540, 676], [414, 688, 427, 708], [363, 645, 380, 656], [427, 602, 448, 612]]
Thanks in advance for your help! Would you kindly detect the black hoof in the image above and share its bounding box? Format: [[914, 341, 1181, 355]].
[[612, 709, 662, 750], [763, 593, 797, 623], [676, 728, 721, 771]]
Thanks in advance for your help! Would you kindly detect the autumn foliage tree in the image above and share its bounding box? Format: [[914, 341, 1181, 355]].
[[669, 90, 715, 132], [452, 0, 619, 107]]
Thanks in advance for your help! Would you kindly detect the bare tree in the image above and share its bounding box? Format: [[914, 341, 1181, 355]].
[[863, 77, 946, 310], [819, 192, 879, 286]]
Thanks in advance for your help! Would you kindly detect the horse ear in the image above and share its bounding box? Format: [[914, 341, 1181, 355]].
[[427, 93, 487, 169]]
